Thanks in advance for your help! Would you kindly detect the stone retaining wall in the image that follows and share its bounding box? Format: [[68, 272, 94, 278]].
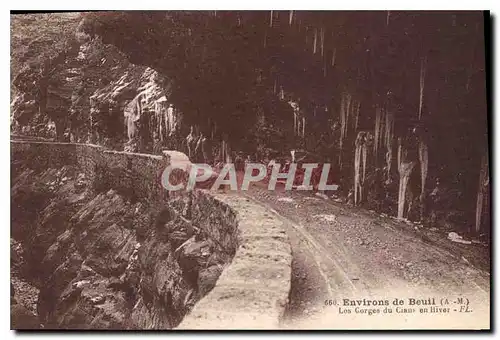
[[11, 140, 292, 329], [177, 193, 292, 329]]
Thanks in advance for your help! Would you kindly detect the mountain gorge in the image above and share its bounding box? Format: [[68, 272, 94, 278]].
[[10, 11, 490, 234]]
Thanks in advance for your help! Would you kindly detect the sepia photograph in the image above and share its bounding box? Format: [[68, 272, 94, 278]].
[[10, 9, 491, 330]]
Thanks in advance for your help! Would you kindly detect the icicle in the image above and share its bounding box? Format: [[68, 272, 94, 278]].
[[313, 28, 318, 54], [384, 111, 394, 182], [320, 27, 325, 57], [345, 93, 351, 134], [398, 161, 415, 219], [397, 146, 416, 219], [354, 131, 368, 205], [339, 93, 352, 170], [397, 137, 402, 175], [164, 104, 170, 138], [418, 140, 429, 220], [156, 102, 163, 142], [362, 138, 367, 185], [385, 149, 392, 182], [380, 111, 386, 164], [397, 139, 416, 219], [273, 78, 277, 94], [386, 11, 390, 26], [339, 93, 346, 151], [270, 10, 273, 27], [214, 10, 217, 17], [224, 140, 227, 163], [302, 117, 305, 138], [385, 110, 394, 149], [221, 140, 225, 163], [227, 142, 232, 163], [476, 153, 489, 232], [354, 137, 362, 205], [157, 104, 164, 142], [299, 115, 302, 137], [374, 107, 381, 155], [339, 92, 352, 150], [376, 107, 381, 154], [353, 99, 360, 132], [419, 56, 427, 120], [186, 126, 195, 159], [379, 108, 387, 157], [293, 109, 297, 136], [331, 48, 337, 67], [169, 104, 175, 136], [289, 10, 293, 25]]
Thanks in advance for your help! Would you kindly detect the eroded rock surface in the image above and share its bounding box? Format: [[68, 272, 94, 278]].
[[11, 161, 235, 329]]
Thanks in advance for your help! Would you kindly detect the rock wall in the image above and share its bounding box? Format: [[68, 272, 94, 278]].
[[11, 140, 292, 329], [177, 193, 292, 329]]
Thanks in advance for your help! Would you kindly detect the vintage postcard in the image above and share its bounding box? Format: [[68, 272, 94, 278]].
[[10, 10, 490, 330]]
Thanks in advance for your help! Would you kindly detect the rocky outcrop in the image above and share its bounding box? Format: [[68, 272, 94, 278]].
[[11, 298, 41, 330], [11, 14, 181, 151], [11, 173, 233, 329], [11, 242, 41, 329], [11, 141, 239, 329]]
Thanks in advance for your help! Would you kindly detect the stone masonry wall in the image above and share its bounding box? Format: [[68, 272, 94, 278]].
[[11, 140, 292, 329], [177, 193, 292, 329]]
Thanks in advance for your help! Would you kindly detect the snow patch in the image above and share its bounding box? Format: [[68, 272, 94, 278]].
[[277, 197, 294, 203], [314, 214, 337, 223], [315, 192, 329, 200], [304, 197, 320, 201], [73, 280, 90, 289], [448, 232, 472, 245]]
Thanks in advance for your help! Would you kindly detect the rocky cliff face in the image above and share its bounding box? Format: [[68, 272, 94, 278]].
[[11, 157, 233, 329], [11, 14, 183, 154]]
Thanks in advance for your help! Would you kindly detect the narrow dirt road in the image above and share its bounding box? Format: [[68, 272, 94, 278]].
[[241, 186, 490, 329]]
